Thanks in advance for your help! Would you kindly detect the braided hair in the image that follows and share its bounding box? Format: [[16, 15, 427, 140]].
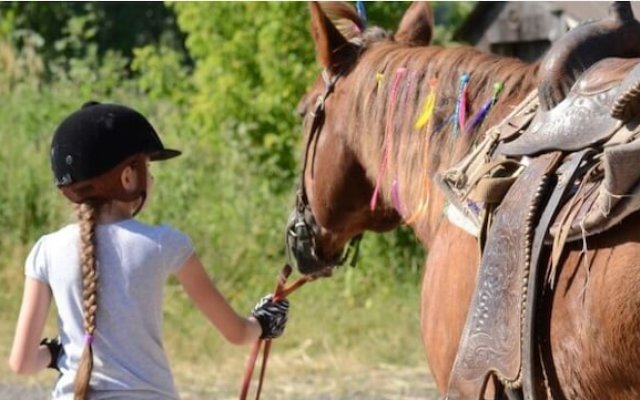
[[73, 202, 99, 400]]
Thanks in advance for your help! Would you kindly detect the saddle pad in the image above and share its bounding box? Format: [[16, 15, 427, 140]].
[[446, 153, 559, 400]]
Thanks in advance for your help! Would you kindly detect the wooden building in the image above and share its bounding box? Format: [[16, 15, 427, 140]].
[[454, 2, 640, 62]]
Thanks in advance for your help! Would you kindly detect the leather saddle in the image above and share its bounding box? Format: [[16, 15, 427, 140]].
[[442, 59, 640, 399], [506, 58, 640, 244]]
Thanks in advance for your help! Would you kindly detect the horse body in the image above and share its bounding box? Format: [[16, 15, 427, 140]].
[[544, 224, 640, 399], [290, 2, 640, 398]]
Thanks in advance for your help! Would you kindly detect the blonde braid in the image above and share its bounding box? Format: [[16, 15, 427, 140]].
[[74, 202, 99, 400]]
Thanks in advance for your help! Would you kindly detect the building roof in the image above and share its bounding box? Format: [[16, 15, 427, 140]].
[[548, 2, 623, 25], [455, 1, 640, 45]]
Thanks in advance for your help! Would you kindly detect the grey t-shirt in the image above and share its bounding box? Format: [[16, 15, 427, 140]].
[[25, 219, 194, 400]]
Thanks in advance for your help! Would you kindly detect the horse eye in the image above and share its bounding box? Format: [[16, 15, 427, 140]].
[[296, 98, 308, 119], [297, 106, 307, 119]]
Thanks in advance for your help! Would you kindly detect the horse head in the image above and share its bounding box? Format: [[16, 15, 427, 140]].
[[286, 2, 434, 275]]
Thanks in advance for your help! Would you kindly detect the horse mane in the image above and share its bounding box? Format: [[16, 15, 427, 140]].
[[317, 2, 539, 173], [343, 42, 540, 190], [316, 4, 540, 217]]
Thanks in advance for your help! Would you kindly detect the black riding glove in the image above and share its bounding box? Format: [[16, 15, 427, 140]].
[[251, 295, 290, 339], [40, 337, 62, 371]]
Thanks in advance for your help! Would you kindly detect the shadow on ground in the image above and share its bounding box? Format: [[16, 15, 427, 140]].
[[1, 366, 440, 399]]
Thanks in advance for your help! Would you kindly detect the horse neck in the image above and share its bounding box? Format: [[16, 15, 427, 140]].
[[347, 43, 540, 246]]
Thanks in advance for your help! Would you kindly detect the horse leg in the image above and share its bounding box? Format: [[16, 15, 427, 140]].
[[419, 220, 480, 393], [420, 219, 520, 399]]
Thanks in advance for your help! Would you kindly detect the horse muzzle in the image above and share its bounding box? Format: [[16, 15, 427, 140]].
[[285, 209, 342, 275]]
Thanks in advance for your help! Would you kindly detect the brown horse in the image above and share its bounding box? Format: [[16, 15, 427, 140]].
[[287, 2, 640, 399]]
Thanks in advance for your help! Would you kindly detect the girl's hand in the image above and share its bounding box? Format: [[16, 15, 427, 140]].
[[251, 295, 290, 339], [40, 337, 63, 371]]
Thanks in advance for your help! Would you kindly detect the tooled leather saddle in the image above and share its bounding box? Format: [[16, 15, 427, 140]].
[[438, 3, 640, 399]]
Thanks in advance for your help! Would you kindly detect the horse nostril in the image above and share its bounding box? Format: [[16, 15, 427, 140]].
[[297, 256, 325, 275]]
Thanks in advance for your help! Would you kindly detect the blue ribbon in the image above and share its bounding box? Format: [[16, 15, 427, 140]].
[[356, 1, 368, 28]]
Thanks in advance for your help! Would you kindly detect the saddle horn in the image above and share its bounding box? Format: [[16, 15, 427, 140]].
[[538, 1, 640, 111], [611, 1, 634, 22]]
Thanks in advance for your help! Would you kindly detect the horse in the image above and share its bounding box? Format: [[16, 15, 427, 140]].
[[286, 2, 640, 399]]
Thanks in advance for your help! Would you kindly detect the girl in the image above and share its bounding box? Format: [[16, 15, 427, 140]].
[[8, 101, 289, 399]]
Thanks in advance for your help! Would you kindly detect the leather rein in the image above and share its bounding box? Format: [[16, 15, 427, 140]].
[[239, 264, 312, 400], [239, 70, 344, 399], [240, 69, 367, 399]]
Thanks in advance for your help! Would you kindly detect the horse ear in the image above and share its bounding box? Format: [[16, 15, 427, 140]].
[[394, 2, 434, 46], [308, 1, 353, 73]]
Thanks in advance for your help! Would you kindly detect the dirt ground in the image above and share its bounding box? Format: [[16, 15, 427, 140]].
[[0, 366, 440, 399]]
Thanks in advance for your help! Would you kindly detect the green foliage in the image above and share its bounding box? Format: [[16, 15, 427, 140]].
[[366, 2, 412, 31], [432, 2, 476, 45], [0, 29, 44, 93], [167, 1, 473, 189], [131, 44, 193, 104], [170, 2, 317, 188], [0, 2, 85, 59], [0, 2, 186, 61], [0, 6, 16, 37]]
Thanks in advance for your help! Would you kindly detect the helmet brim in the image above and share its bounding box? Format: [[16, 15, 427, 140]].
[[150, 148, 181, 161]]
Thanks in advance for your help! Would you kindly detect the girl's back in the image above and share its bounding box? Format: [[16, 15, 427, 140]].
[[28, 219, 192, 399]]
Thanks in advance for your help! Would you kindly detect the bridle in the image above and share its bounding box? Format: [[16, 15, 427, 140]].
[[241, 72, 360, 397], [286, 69, 363, 273]]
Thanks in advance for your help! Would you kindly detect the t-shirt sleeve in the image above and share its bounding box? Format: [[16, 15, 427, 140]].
[[160, 226, 195, 274], [24, 236, 49, 283]]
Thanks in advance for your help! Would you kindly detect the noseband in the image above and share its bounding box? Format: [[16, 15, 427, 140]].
[[286, 69, 363, 273]]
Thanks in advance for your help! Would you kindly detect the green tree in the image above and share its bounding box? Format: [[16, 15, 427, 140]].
[[170, 3, 312, 188], [0, 2, 186, 62]]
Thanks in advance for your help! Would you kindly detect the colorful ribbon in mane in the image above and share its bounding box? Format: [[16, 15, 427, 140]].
[[453, 73, 470, 136], [402, 77, 439, 223], [375, 72, 384, 90], [415, 78, 438, 130], [390, 70, 419, 216], [406, 80, 504, 224], [371, 67, 407, 211], [466, 82, 504, 134], [405, 79, 440, 222], [356, 1, 368, 28]]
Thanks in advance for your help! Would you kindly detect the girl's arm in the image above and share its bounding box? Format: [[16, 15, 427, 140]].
[[176, 254, 262, 345], [9, 278, 53, 375]]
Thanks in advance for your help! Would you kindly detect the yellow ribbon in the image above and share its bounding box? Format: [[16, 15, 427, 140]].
[[375, 72, 384, 90], [414, 78, 438, 130]]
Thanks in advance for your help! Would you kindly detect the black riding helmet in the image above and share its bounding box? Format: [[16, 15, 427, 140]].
[[51, 101, 180, 204]]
